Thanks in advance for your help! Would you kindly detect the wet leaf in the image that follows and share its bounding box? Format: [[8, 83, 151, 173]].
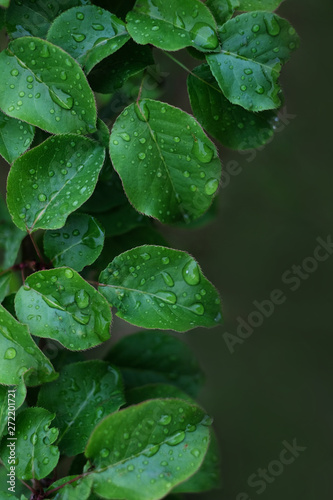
[[0, 110, 34, 164]]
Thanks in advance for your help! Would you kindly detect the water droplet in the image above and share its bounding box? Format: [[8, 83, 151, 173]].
[[100, 448, 110, 458], [192, 138, 214, 163], [240, 84, 247, 91], [182, 260, 200, 286], [191, 449, 201, 458], [92, 23, 104, 31], [151, 25, 160, 31], [205, 178, 219, 196], [60, 71, 67, 81], [190, 22, 219, 50], [156, 291, 177, 305], [40, 44, 50, 58], [174, 12, 185, 29], [11, 69, 19, 76], [28, 41, 36, 51], [38, 193, 46, 202], [75, 289, 90, 309], [161, 256, 169, 265], [30, 433, 38, 445], [4, 348, 17, 360], [42, 457, 49, 465], [76, 12, 85, 20], [144, 444, 160, 457], [166, 431, 186, 446], [161, 272, 174, 287], [141, 252, 151, 260], [264, 15, 281, 36], [120, 132, 131, 142], [252, 24, 260, 33], [64, 269, 74, 279], [188, 303, 205, 315], [138, 152, 146, 160], [72, 33, 86, 42], [201, 414, 213, 426], [244, 68, 253, 75], [159, 415, 172, 426], [255, 85, 265, 94]]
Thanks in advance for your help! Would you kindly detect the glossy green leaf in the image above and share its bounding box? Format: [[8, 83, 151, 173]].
[[99, 245, 222, 331], [0, 38, 97, 134], [0, 304, 57, 386], [0, 196, 25, 268], [0, 407, 59, 480], [5, 0, 91, 39], [46, 475, 93, 500], [44, 213, 105, 272], [206, 0, 240, 25], [47, 5, 130, 74], [97, 203, 151, 238], [188, 64, 278, 150], [108, 330, 204, 397], [173, 430, 221, 493], [110, 100, 221, 224], [38, 361, 125, 456], [85, 399, 211, 500], [7, 135, 105, 232], [126, 384, 195, 406], [206, 12, 300, 111], [15, 268, 111, 350], [127, 0, 220, 53], [0, 379, 26, 440], [238, 0, 284, 11], [0, 111, 34, 164], [88, 40, 154, 94]]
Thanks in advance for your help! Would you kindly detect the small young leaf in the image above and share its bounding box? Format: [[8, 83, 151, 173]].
[[44, 213, 105, 272], [206, 0, 240, 26], [0, 379, 26, 440], [5, 0, 91, 39], [15, 268, 111, 351], [0, 305, 57, 386], [238, 0, 284, 11], [0, 111, 34, 164], [38, 361, 125, 456], [47, 5, 130, 74], [0, 38, 97, 134], [108, 330, 204, 397], [110, 100, 221, 224], [46, 475, 93, 500], [99, 245, 222, 332], [85, 399, 211, 500], [206, 12, 299, 111], [0, 407, 59, 480], [126, 384, 195, 406], [88, 41, 154, 94], [188, 64, 278, 150], [7, 135, 105, 232], [127, 0, 220, 53]]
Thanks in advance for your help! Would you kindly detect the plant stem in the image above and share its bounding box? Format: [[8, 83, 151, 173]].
[[44, 473, 88, 497]]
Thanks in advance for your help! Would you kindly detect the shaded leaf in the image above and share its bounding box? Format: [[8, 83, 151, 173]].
[[85, 399, 211, 500], [0, 407, 59, 480], [44, 213, 105, 272], [110, 100, 221, 224], [47, 5, 130, 74], [127, 0, 220, 53], [0, 304, 57, 386], [0, 38, 97, 134], [97, 202, 151, 238], [206, 0, 240, 25], [38, 361, 125, 456], [207, 12, 299, 111], [188, 64, 278, 150], [0, 111, 34, 164], [99, 245, 223, 332], [15, 268, 111, 351], [7, 135, 105, 232], [108, 330, 204, 397]]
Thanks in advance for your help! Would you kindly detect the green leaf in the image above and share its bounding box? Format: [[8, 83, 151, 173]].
[[0, 273, 11, 303], [47, 5, 130, 74], [126, 0, 220, 53], [0, 304, 57, 386], [0, 196, 25, 268], [5, 0, 91, 39], [110, 100, 221, 224], [38, 361, 125, 456], [238, 0, 284, 11], [44, 213, 105, 272], [46, 475, 93, 500], [99, 245, 222, 332], [126, 384, 195, 406], [0, 380, 26, 440], [7, 135, 105, 232], [108, 330, 204, 397], [88, 41, 154, 94], [188, 64, 278, 150], [206, 0, 240, 26], [0, 407, 59, 480], [0, 466, 27, 498], [206, 12, 299, 111], [15, 268, 111, 351], [0, 0, 10, 8], [85, 399, 211, 500], [0, 111, 34, 164], [90, 117, 110, 148], [97, 203, 151, 238], [0, 38, 97, 134], [173, 430, 221, 493]]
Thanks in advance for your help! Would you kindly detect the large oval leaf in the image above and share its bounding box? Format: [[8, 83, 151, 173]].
[[15, 268, 111, 350], [7, 135, 105, 232], [0, 38, 97, 134], [108, 330, 204, 397], [43, 213, 105, 271], [206, 12, 299, 111], [188, 64, 278, 150], [47, 5, 130, 74], [38, 361, 125, 456], [110, 100, 221, 224], [0, 110, 34, 164], [85, 399, 211, 500], [0, 305, 56, 386], [126, 0, 220, 52], [0, 407, 59, 480], [98, 245, 222, 331]]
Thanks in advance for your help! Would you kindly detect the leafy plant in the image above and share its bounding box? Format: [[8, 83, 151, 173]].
[[0, 0, 299, 499]]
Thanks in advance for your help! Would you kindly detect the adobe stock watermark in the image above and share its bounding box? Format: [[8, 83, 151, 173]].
[[224, 235, 333, 354], [236, 438, 307, 499]]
